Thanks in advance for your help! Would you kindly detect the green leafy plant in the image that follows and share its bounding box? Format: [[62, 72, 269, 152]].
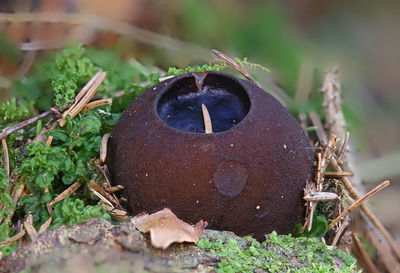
[[51, 45, 97, 108], [0, 98, 32, 124], [51, 197, 111, 229], [293, 215, 331, 238]]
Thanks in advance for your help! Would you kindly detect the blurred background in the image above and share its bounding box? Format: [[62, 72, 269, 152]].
[[0, 0, 399, 243]]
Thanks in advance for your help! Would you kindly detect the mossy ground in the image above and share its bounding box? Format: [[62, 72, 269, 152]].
[[197, 230, 359, 273]]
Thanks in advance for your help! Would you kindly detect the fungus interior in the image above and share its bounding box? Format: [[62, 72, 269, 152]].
[[157, 74, 251, 133]]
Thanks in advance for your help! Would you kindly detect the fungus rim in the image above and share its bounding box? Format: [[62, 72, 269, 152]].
[[154, 71, 253, 135]]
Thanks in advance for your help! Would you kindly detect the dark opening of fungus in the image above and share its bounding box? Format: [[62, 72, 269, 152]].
[[156, 74, 250, 133]]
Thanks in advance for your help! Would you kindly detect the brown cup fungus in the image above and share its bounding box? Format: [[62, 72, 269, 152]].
[[107, 71, 314, 240]]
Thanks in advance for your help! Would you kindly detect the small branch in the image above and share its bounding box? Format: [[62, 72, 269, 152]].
[[59, 71, 106, 127], [331, 221, 349, 246], [45, 135, 53, 146], [23, 214, 38, 242], [331, 156, 400, 260], [47, 181, 84, 213], [352, 232, 381, 273], [309, 111, 328, 144], [3, 182, 25, 224], [100, 133, 111, 164], [0, 110, 53, 140], [90, 181, 120, 208], [89, 187, 114, 208], [212, 50, 261, 87], [330, 180, 390, 227], [104, 185, 124, 194], [0, 228, 26, 247], [337, 132, 349, 161], [33, 119, 59, 143], [201, 104, 213, 134], [1, 138, 10, 179], [83, 98, 112, 113], [324, 171, 352, 177], [38, 217, 52, 234], [364, 227, 400, 273]]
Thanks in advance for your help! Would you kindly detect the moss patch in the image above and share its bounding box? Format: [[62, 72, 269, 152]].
[[197, 231, 360, 273]]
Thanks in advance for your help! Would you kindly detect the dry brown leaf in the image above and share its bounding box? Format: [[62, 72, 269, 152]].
[[131, 208, 208, 249]]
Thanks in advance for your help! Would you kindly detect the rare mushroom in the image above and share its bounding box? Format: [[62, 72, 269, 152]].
[[107, 71, 314, 240]]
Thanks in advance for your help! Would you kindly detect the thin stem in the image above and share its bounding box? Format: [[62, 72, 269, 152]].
[[0, 110, 53, 139], [330, 180, 390, 227], [1, 138, 9, 179], [331, 221, 348, 246], [100, 133, 111, 164], [324, 171, 352, 177], [0, 228, 26, 247], [212, 50, 261, 87], [47, 181, 83, 213], [352, 232, 381, 273], [83, 98, 112, 113]]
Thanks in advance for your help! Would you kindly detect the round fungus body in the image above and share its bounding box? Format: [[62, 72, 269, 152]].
[[107, 71, 314, 240]]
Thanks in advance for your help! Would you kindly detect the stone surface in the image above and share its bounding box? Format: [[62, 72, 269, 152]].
[[0, 218, 355, 273]]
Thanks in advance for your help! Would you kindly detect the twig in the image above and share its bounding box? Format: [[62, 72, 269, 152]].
[[93, 162, 122, 209], [83, 98, 112, 113], [62, 71, 101, 119], [319, 136, 337, 181], [320, 67, 346, 143], [331, 221, 349, 246], [38, 217, 52, 234], [98, 201, 128, 221], [324, 171, 352, 177], [337, 132, 349, 161], [50, 107, 62, 117], [45, 135, 53, 146], [33, 119, 59, 143], [89, 187, 113, 208], [0, 110, 53, 139], [1, 138, 9, 179], [309, 111, 328, 144], [47, 181, 83, 213], [303, 136, 337, 231], [331, 156, 400, 260], [0, 228, 26, 247], [201, 104, 213, 134], [100, 133, 111, 164], [104, 185, 124, 194], [212, 49, 261, 87], [315, 152, 322, 189], [364, 227, 400, 273], [4, 182, 25, 223], [16, 220, 23, 248], [59, 71, 106, 127], [23, 214, 38, 242], [89, 182, 119, 208], [352, 232, 381, 273], [330, 180, 390, 227]]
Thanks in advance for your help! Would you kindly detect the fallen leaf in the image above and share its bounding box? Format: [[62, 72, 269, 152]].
[[131, 208, 208, 249]]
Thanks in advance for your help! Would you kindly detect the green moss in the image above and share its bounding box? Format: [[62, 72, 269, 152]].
[[197, 231, 360, 273]]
